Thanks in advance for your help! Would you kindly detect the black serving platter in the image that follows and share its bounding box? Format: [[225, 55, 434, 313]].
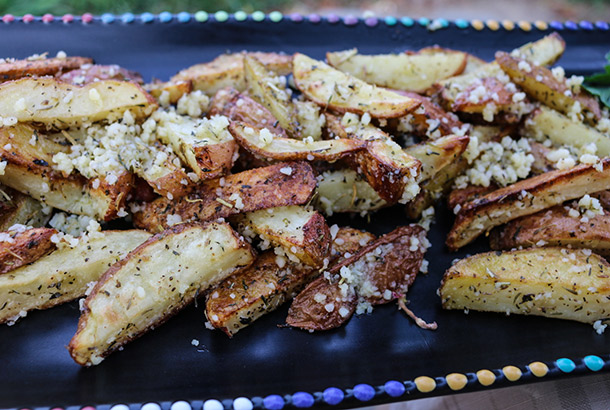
[[1, 13, 610, 410]]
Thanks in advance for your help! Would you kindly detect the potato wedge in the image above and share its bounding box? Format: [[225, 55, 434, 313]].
[[58, 64, 143, 85], [205, 251, 317, 336], [0, 56, 92, 81], [0, 230, 151, 325], [133, 161, 317, 232], [447, 184, 497, 211], [171, 52, 292, 94], [225, 92, 289, 138], [490, 205, 610, 256], [447, 158, 610, 250], [509, 32, 566, 66], [244, 55, 298, 137], [146, 80, 193, 104], [314, 169, 386, 216], [69, 222, 254, 366], [394, 92, 464, 139], [293, 53, 420, 118], [496, 51, 601, 122], [440, 247, 610, 324], [329, 227, 376, 263], [0, 185, 51, 230], [0, 77, 157, 128], [228, 121, 365, 162], [522, 106, 610, 156], [0, 227, 56, 274], [326, 47, 466, 93], [237, 206, 331, 268]]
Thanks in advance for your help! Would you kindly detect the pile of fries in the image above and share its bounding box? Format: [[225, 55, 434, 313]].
[[1, 32, 610, 366]]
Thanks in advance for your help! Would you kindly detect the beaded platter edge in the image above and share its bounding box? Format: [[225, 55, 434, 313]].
[[2, 10, 610, 410]]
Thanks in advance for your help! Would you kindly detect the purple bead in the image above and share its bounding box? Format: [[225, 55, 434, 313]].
[[364, 17, 378, 27], [596, 21, 609, 30], [263, 395, 284, 410], [579, 20, 594, 30], [327, 14, 340, 24], [289, 13, 303, 22], [384, 380, 405, 397], [549, 20, 564, 30], [565, 20, 578, 30], [343, 15, 358, 26], [291, 392, 314, 408], [353, 384, 375, 401], [308, 14, 321, 23], [322, 388, 344, 405]]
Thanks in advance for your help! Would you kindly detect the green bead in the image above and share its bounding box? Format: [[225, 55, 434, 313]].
[[234, 11, 247, 21], [194, 11, 208, 22], [269, 11, 282, 22], [214, 10, 228, 22], [252, 11, 265, 21]]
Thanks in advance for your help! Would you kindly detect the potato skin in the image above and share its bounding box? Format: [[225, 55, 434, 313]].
[[58, 64, 143, 84], [0, 227, 57, 274], [0, 56, 92, 81]]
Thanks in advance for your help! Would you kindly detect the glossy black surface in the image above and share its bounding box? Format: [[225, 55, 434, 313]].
[[0, 18, 609, 409]]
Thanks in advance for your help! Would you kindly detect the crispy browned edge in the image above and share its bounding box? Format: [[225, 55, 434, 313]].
[[58, 64, 144, 85], [446, 158, 610, 250], [0, 56, 93, 81], [133, 161, 317, 232], [0, 227, 57, 274], [147, 80, 193, 104], [68, 222, 255, 365]]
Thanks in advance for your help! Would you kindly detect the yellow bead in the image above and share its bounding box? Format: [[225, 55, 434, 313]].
[[502, 20, 515, 30], [414, 376, 436, 393], [503, 365, 523, 381], [445, 373, 468, 391], [534, 20, 548, 30], [518, 20, 532, 31], [471, 19, 485, 31], [528, 361, 549, 377], [476, 369, 496, 386], [486, 20, 500, 31]]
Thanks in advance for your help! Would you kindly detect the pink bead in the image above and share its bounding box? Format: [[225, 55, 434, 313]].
[[22, 14, 34, 23], [42, 13, 54, 23], [82, 13, 93, 23], [2, 14, 14, 23], [62, 14, 74, 23], [81, 406, 96, 410]]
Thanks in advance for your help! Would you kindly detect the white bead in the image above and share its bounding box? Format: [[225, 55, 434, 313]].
[[203, 399, 224, 410], [141, 403, 161, 410], [111, 405, 130, 410], [171, 401, 191, 410], [232, 397, 253, 410]]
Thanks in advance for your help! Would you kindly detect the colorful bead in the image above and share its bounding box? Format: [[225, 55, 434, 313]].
[[384, 380, 405, 397], [486, 20, 499, 31], [534, 20, 548, 30], [232, 397, 253, 410], [445, 373, 468, 391], [455, 19, 469, 29], [2, 14, 14, 23], [595, 21, 609, 30], [502, 365, 522, 381], [269, 11, 283, 22], [81, 406, 96, 410], [414, 376, 436, 393], [417, 17, 430, 26], [140, 12, 154, 23], [435, 18, 449, 28], [177, 12, 190, 23], [171, 401, 191, 410], [214, 11, 229, 22], [564, 20, 578, 30], [471, 20, 485, 30], [584, 355, 604, 371], [556, 358, 576, 373], [353, 384, 375, 401], [159, 12, 173, 23], [203, 399, 224, 410], [502, 20, 515, 30], [343, 16, 358, 26], [42, 14, 54, 23], [528, 361, 549, 377], [289, 13, 303, 22], [291, 392, 314, 408], [110, 405, 130, 410], [364, 17, 378, 27], [308, 14, 321, 23], [101, 13, 115, 24], [384, 16, 397, 26], [194, 11, 208, 22], [327, 14, 340, 24], [322, 387, 344, 405], [141, 403, 161, 410], [81, 13, 93, 23], [62, 14, 74, 23], [234, 11, 248, 21], [251, 11, 265, 22], [518, 21, 532, 31], [121, 13, 135, 23], [263, 394, 284, 410], [549, 20, 564, 30], [476, 369, 496, 386], [400, 17, 414, 27], [579, 20, 594, 30], [22, 14, 35, 23]]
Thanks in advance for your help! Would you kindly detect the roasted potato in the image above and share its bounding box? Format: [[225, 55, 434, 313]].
[[146, 80, 193, 105], [0, 227, 57, 274], [0, 55, 92, 81], [440, 247, 610, 324], [58, 64, 144, 85], [69, 222, 254, 366], [314, 169, 386, 216], [0, 185, 51, 230]]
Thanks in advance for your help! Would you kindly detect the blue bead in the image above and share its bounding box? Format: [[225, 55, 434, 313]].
[[417, 17, 430, 26], [291, 392, 314, 408], [565, 20, 578, 30], [177, 12, 190, 23], [140, 12, 154, 23], [159, 12, 173, 23], [263, 395, 284, 410], [121, 13, 134, 23], [584, 355, 605, 371], [384, 380, 405, 397], [101, 13, 115, 24], [579, 20, 594, 30], [353, 384, 375, 401], [556, 358, 576, 373], [400, 17, 414, 27], [549, 21, 564, 30], [322, 387, 343, 405], [455, 19, 469, 29], [384, 16, 397, 26], [595, 21, 609, 30]]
